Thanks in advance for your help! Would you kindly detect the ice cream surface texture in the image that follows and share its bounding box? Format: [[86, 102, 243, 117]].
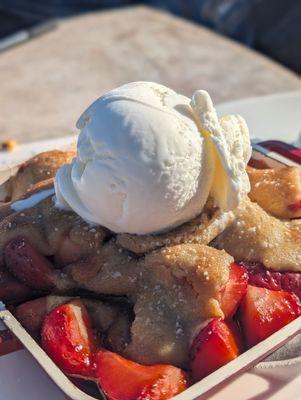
[[55, 81, 251, 234]]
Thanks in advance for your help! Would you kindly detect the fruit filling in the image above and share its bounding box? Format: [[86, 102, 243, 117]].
[[240, 261, 301, 300], [41, 300, 96, 379], [4, 235, 300, 400], [189, 318, 241, 382], [289, 199, 301, 212], [239, 285, 301, 347], [95, 350, 188, 400]]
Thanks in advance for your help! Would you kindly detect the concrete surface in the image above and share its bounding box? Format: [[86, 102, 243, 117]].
[[0, 6, 300, 143]]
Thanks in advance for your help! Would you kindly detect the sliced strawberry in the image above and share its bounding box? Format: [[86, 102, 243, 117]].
[[189, 318, 240, 382], [220, 263, 248, 318], [240, 261, 301, 300], [0, 266, 33, 301], [95, 349, 188, 400], [288, 199, 301, 211], [4, 237, 56, 290], [41, 300, 96, 379], [239, 285, 301, 347]]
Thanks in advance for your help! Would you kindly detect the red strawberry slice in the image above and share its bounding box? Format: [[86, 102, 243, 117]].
[[4, 237, 56, 290], [0, 266, 33, 301], [288, 199, 301, 212], [220, 263, 248, 318], [41, 300, 96, 379], [239, 285, 301, 347], [240, 261, 301, 300], [95, 349, 188, 400], [189, 318, 241, 382]]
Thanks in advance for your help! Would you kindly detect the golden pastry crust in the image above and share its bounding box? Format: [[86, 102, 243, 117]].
[[0, 195, 109, 269], [125, 244, 231, 366], [248, 166, 301, 219], [143, 244, 231, 318], [0, 178, 54, 222], [215, 197, 301, 272], [69, 242, 231, 367], [1, 149, 75, 202], [289, 218, 301, 232], [0, 190, 233, 367], [117, 202, 235, 254]]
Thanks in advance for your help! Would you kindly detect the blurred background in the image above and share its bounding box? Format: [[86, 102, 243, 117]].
[[1, 0, 300, 73], [0, 0, 300, 143]]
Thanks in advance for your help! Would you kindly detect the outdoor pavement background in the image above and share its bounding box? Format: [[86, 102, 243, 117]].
[[1, 0, 300, 73], [0, 6, 300, 143]]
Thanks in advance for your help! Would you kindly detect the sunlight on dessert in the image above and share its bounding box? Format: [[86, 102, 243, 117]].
[[55, 81, 251, 234], [191, 91, 251, 210]]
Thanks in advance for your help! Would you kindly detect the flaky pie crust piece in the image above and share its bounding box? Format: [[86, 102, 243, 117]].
[[1, 149, 75, 203], [215, 197, 301, 272], [247, 166, 301, 219], [117, 200, 235, 254], [0, 178, 54, 222]]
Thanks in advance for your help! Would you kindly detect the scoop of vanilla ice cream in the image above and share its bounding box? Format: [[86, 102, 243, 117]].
[[55, 82, 215, 234], [55, 81, 251, 234], [190, 90, 251, 210]]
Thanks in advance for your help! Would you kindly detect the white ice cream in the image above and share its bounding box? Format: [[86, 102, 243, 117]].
[[55, 81, 251, 234], [191, 91, 251, 210]]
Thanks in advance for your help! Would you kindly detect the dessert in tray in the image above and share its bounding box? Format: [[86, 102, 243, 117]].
[[0, 82, 300, 399]]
